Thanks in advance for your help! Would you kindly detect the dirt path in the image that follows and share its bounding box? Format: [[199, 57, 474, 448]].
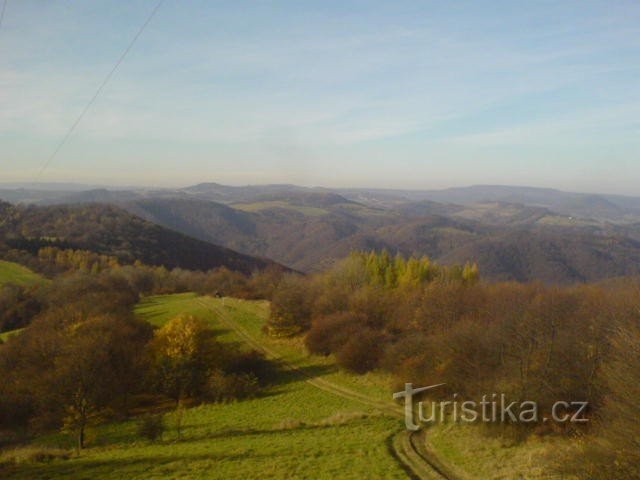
[[200, 298, 467, 480]]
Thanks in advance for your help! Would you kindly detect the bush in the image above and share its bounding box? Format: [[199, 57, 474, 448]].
[[0, 447, 70, 465], [226, 350, 274, 385], [336, 328, 384, 374], [267, 275, 315, 336], [305, 312, 361, 356], [0, 392, 34, 430], [137, 414, 165, 442], [205, 370, 259, 402]]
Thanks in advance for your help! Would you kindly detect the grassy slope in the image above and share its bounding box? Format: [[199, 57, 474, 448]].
[[0, 329, 25, 342], [427, 424, 569, 479], [2, 294, 407, 480], [0, 261, 44, 287], [187, 297, 572, 479], [2, 293, 570, 479]]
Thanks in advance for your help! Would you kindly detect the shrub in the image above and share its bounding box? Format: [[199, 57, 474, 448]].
[[137, 414, 165, 442], [305, 312, 361, 356], [335, 328, 384, 374], [0, 447, 71, 465], [267, 275, 315, 336], [226, 350, 274, 385], [205, 370, 259, 402]]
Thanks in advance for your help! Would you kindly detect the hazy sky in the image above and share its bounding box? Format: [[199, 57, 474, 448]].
[[1, 1, 639, 193]]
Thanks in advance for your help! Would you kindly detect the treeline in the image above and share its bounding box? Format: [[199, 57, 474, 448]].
[[0, 250, 284, 334], [0, 202, 278, 273], [268, 251, 640, 479], [268, 251, 478, 336], [37, 246, 120, 274], [0, 283, 42, 333], [0, 269, 273, 451], [2, 245, 121, 277]]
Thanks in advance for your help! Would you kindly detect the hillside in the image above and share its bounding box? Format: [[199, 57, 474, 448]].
[[0, 261, 45, 287], [4, 185, 640, 283], [4, 183, 640, 223], [120, 196, 640, 283], [1, 293, 567, 479], [384, 185, 640, 222], [0, 294, 410, 480], [440, 230, 640, 283], [0, 202, 282, 274]]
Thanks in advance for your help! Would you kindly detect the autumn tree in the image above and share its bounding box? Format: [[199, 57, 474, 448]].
[[149, 315, 213, 403], [267, 274, 315, 336]]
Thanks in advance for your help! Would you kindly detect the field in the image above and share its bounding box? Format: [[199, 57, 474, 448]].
[[0, 261, 44, 287], [1, 294, 409, 479], [231, 201, 329, 217], [1, 293, 570, 479]]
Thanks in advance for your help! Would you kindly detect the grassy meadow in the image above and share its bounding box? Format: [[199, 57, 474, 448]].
[[1, 293, 573, 479], [0, 261, 45, 287], [1, 294, 409, 479]]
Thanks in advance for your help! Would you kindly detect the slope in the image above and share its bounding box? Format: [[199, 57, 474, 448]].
[[0, 202, 282, 274], [0, 261, 45, 287]]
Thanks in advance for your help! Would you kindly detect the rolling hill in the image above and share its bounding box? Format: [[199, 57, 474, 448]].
[[0, 261, 45, 287], [117, 194, 640, 283], [3, 184, 640, 283], [0, 202, 284, 274], [3, 182, 640, 222], [376, 185, 640, 222], [1, 293, 564, 479]]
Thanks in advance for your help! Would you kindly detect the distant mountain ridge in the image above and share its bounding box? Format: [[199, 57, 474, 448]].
[[3, 182, 640, 222], [121, 195, 640, 283], [2, 184, 640, 283]]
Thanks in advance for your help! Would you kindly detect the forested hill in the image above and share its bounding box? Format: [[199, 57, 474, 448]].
[[121, 196, 640, 284], [5, 185, 640, 283], [0, 202, 282, 274]]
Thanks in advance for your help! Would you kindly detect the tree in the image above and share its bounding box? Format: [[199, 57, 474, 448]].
[[0, 284, 42, 333], [55, 314, 151, 450], [578, 325, 640, 479], [149, 315, 212, 403], [462, 262, 480, 284], [336, 328, 384, 374], [267, 275, 314, 336]]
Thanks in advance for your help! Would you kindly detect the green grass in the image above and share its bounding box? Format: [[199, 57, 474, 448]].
[[0, 328, 25, 342], [0, 261, 45, 287], [134, 292, 206, 328], [208, 297, 395, 403], [2, 293, 573, 479], [2, 294, 408, 479], [427, 423, 571, 479], [4, 388, 405, 479]]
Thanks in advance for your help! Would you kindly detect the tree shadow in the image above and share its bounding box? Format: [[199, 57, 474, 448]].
[[162, 421, 350, 445], [134, 309, 168, 322], [1, 451, 274, 478], [266, 362, 338, 388]]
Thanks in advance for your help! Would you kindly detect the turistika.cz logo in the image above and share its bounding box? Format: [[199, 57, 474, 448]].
[[393, 383, 589, 431]]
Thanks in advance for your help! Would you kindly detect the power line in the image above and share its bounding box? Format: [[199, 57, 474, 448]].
[[37, 0, 165, 177], [0, 0, 8, 32]]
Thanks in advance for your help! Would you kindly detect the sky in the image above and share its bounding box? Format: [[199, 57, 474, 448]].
[[0, 0, 639, 194]]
